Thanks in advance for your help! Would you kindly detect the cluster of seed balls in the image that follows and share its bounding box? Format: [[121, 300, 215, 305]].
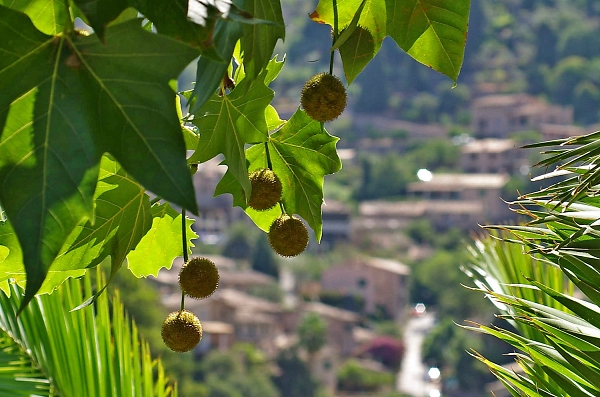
[[245, 73, 347, 258], [161, 257, 220, 352], [248, 169, 309, 258]]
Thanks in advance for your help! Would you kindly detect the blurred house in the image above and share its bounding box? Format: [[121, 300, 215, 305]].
[[352, 115, 447, 141], [320, 200, 352, 249], [320, 256, 410, 322], [190, 157, 244, 243], [162, 288, 284, 355], [356, 200, 486, 233], [407, 173, 511, 223], [539, 123, 587, 141], [471, 94, 573, 138], [460, 139, 528, 174]]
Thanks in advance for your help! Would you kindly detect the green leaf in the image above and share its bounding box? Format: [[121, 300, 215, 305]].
[[0, 220, 86, 296], [0, 0, 68, 34], [72, 20, 200, 212], [127, 0, 216, 50], [216, 108, 342, 240], [311, 0, 470, 83], [240, 0, 285, 77], [386, 0, 470, 83], [127, 203, 197, 277], [190, 17, 244, 113], [188, 71, 273, 198], [311, 0, 385, 83], [0, 6, 99, 310], [72, 0, 128, 40], [0, 155, 152, 296], [0, 9, 198, 306], [338, 26, 377, 84], [0, 333, 51, 396], [51, 155, 152, 272], [0, 270, 178, 396]]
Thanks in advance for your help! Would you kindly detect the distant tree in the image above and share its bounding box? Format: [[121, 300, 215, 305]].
[[273, 348, 320, 397], [337, 359, 395, 393], [199, 344, 279, 397], [251, 234, 280, 278], [298, 312, 327, 369], [222, 222, 255, 259]]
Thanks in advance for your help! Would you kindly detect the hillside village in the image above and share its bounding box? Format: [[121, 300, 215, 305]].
[[149, 93, 594, 397]]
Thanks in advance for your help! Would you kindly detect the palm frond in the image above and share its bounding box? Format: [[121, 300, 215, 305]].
[[0, 269, 177, 397]]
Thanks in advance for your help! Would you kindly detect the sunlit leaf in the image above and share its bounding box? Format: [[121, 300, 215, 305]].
[[311, 0, 470, 83], [240, 0, 284, 77], [215, 108, 341, 240], [127, 203, 198, 277], [188, 70, 273, 197], [0, 8, 198, 306], [0, 0, 68, 34]]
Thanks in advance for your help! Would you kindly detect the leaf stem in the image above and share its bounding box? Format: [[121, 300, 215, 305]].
[[182, 209, 189, 263], [265, 142, 274, 170], [329, 0, 339, 75], [181, 208, 188, 311]]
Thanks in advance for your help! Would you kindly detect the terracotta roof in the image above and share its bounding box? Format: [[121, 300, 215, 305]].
[[201, 321, 234, 334], [361, 257, 410, 276], [217, 289, 282, 313], [219, 270, 276, 287], [304, 302, 360, 322]]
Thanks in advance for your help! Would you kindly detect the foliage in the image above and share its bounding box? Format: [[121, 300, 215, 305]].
[[336, 359, 395, 393], [198, 343, 279, 397], [221, 221, 256, 260], [251, 233, 280, 278], [422, 318, 497, 393], [273, 347, 320, 397], [0, 0, 470, 309], [0, 269, 176, 396], [462, 129, 600, 396], [410, 249, 488, 320], [319, 290, 365, 313], [297, 312, 327, 355]]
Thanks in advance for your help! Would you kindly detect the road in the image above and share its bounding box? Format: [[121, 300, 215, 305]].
[[397, 312, 438, 397]]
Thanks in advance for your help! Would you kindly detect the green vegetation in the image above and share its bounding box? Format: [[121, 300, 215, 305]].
[[0, 270, 176, 396], [337, 359, 395, 393]]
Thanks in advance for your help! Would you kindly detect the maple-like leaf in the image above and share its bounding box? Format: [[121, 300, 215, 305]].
[[188, 72, 273, 198], [310, 0, 470, 83], [215, 108, 342, 240], [0, 7, 198, 307], [127, 203, 197, 278]]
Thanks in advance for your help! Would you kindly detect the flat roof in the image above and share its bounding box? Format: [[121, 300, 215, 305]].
[[408, 173, 509, 191], [462, 139, 516, 154]]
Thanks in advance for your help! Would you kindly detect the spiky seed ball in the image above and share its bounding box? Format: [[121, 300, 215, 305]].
[[161, 310, 203, 352], [268, 215, 309, 257], [179, 257, 220, 299], [248, 169, 282, 211], [300, 73, 347, 123]]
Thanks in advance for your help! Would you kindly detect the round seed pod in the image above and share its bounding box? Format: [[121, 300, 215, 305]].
[[300, 72, 347, 123], [268, 215, 309, 257], [248, 168, 282, 211], [179, 257, 220, 299], [161, 310, 203, 352]]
